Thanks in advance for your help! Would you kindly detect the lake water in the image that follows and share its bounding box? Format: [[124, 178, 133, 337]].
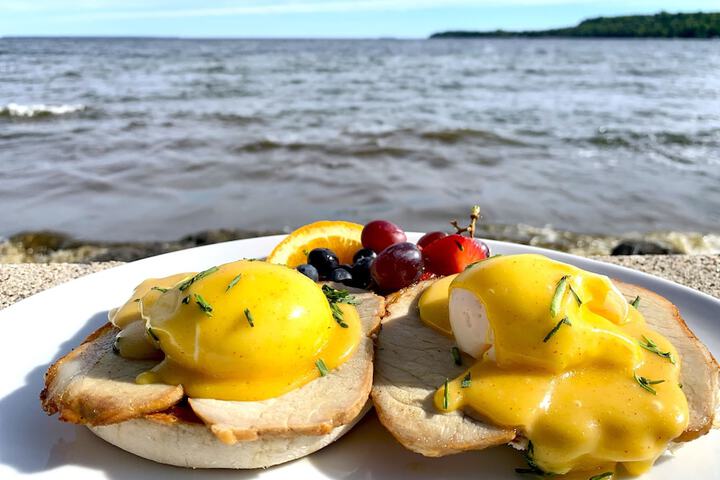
[[1, 38, 719, 249]]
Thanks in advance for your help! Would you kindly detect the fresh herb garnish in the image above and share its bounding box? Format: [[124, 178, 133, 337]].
[[322, 285, 357, 328], [461, 372, 472, 388], [147, 327, 160, 342], [151, 286, 169, 293], [316, 359, 329, 377], [634, 372, 665, 395], [133, 298, 141, 303], [182, 295, 190, 304], [516, 441, 555, 477], [244, 308, 254, 327], [550, 275, 570, 317], [543, 317, 572, 343], [443, 378, 449, 409], [194, 293, 213, 316], [178, 266, 219, 291], [589, 473, 613, 480], [451, 346, 462, 366], [568, 285, 583, 305], [225, 273, 242, 292], [630, 295, 641, 309], [639, 335, 675, 364]]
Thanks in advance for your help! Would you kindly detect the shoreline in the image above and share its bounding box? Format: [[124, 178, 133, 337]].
[[2, 225, 718, 263]]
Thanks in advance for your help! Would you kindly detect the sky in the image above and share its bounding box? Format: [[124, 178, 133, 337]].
[[1, 0, 718, 38]]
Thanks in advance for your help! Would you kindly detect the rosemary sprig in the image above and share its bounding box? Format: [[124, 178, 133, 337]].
[[550, 275, 570, 317], [461, 372, 472, 388], [322, 285, 357, 328], [151, 286, 169, 293], [443, 378, 449, 409], [568, 285, 583, 305], [225, 273, 242, 292], [634, 372, 665, 395], [316, 359, 329, 377], [178, 266, 219, 291], [451, 346, 462, 366], [630, 295, 641, 309], [639, 335, 675, 364], [543, 317, 572, 343], [589, 473, 613, 480], [194, 293, 213, 316], [244, 308, 254, 327]]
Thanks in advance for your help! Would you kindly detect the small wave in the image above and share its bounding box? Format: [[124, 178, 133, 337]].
[[0, 103, 85, 118], [421, 128, 527, 146]]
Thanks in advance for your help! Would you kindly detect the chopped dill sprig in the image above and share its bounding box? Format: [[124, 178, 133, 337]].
[[550, 275, 570, 317], [634, 371, 665, 395], [568, 285, 583, 305], [543, 317, 572, 343], [178, 266, 219, 291], [194, 293, 213, 317], [151, 286, 169, 293], [443, 378, 449, 409], [244, 308, 254, 327], [639, 335, 675, 364], [322, 285, 357, 328], [147, 327, 160, 342], [515, 441, 555, 477], [461, 372, 472, 388], [316, 358, 329, 376], [630, 295, 641, 309], [225, 273, 242, 292], [451, 346, 462, 366]]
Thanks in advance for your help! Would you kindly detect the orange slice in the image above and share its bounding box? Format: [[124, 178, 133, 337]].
[[267, 221, 364, 267]]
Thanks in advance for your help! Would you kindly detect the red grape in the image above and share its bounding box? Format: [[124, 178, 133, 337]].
[[361, 220, 407, 253], [417, 231, 447, 250], [370, 242, 423, 292]]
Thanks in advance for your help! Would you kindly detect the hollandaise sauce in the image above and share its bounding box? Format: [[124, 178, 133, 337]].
[[421, 254, 688, 477], [112, 260, 361, 401]]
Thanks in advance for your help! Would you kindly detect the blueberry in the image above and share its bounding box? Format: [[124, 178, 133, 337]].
[[353, 248, 376, 263], [351, 256, 373, 288], [296, 264, 319, 282], [330, 267, 353, 284], [307, 248, 339, 277], [338, 264, 353, 272]]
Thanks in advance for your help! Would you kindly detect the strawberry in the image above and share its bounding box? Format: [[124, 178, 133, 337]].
[[422, 234, 489, 276]]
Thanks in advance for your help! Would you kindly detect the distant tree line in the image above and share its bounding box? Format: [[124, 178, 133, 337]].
[[431, 12, 720, 39]]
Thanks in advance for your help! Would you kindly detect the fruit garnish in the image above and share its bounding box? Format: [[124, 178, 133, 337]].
[[296, 264, 319, 282], [267, 220, 363, 267], [370, 242, 423, 292], [361, 220, 407, 253], [422, 206, 489, 275], [307, 248, 340, 277], [417, 231, 447, 250]]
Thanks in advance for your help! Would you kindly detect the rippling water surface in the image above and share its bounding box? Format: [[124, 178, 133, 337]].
[[1, 38, 719, 243]]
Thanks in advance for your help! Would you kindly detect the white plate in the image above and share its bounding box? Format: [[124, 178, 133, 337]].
[[1, 234, 718, 479]]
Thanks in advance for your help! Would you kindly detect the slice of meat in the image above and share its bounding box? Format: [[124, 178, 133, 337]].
[[615, 280, 719, 440], [372, 281, 516, 457], [189, 292, 385, 445], [40, 323, 183, 425], [372, 278, 719, 457]]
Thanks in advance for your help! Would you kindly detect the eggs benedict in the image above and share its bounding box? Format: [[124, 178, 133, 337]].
[[41, 260, 385, 468], [373, 254, 718, 478]]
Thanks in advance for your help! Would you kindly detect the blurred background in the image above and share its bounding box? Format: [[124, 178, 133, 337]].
[[1, 1, 719, 262]]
